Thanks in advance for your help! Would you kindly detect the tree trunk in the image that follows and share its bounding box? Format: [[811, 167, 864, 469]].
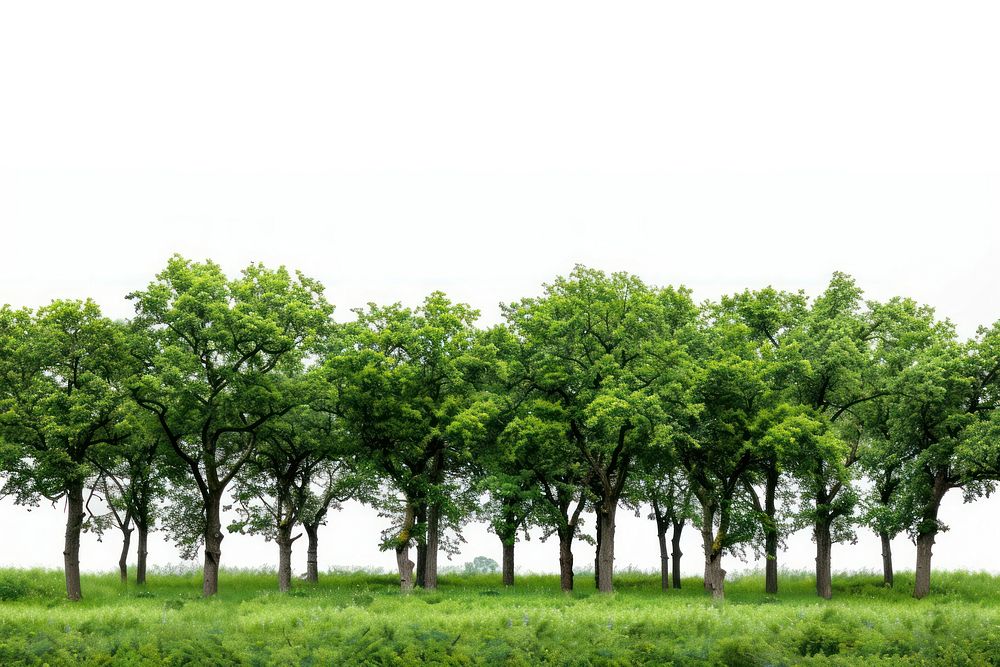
[[914, 531, 935, 599], [814, 520, 833, 600], [118, 525, 133, 584], [593, 512, 602, 589], [764, 466, 779, 594], [671, 519, 683, 589], [304, 522, 319, 584], [64, 481, 85, 601], [424, 502, 440, 590], [396, 543, 415, 592], [415, 503, 427, 588], [136, 523, 149, 586], [657, 522, 669, 592], [700, 504, 725, 599], [502, 539, 515, 587], [202, 494, 224, 597], [596, 503, 616, 593], [880, 531, 893, 588], [558, 529, 574, 592], [277, 523, 294, 593]]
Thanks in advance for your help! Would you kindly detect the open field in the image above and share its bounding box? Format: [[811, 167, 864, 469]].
[[1, 569, 999, 665]]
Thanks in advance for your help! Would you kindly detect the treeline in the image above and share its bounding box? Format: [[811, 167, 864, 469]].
[[1, 257, 998, 602]]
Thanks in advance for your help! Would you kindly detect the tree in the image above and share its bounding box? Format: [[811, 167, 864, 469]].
[[328, 293, 481, 591], [0, 300, 131, 600], [128, 256, 331, 596], [501, 266, 697, 593], [631, 466, 695, 590]]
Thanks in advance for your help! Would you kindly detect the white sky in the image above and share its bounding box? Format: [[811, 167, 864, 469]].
[[1, 2, 998, 579]]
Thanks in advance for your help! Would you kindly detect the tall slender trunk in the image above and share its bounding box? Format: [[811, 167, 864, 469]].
[[814, 519, 833, 599], [202, 493, 224, 597], [64, 481, 85, 601], [304, 522, 319, 584], [118, 525, 133, 584], [913, 471, 949, 599], [424, 502, 440, 590], [914, 531, 935, 599], [880, 531, 893, 588], [656, 515, 669, 591], [596, 502, 617, 593], [501, 538, 515, 587], [415, 503, 427, 588], [558, 529, 575, 592], [593, 512, 602, 589], [136, 523, 149, 586], [671, 519, 683, 589], [764, 466, 779, 595], [277, 523, 294, 593]]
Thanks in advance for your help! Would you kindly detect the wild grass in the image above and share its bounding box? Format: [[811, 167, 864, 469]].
[[1, 568, 999, 665]]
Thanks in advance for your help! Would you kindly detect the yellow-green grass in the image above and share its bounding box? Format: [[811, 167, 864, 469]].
[[1, 568, 999, 665]]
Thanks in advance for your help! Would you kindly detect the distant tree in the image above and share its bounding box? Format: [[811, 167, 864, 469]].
[[0, 300, 131, 600], [328, 293, 481, 591], [501, 266, 697, 593], [463, 556, 499, 574], [128, 256, 331, 596]]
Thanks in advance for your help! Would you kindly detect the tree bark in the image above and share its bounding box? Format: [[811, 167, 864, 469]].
[[304, 522, 319, 584], [118, 525, 133, 584], [656, 521, 669, 592], [880, 531, 893, 588], [593, 512, 602, 589], [424, 502, 440, 590], [415, 503, 427, 588], [814, 520, 833, 600], [700, 502, 726, 600], [136, 523, 149, 586], [914, 531, 935, 599], [202, 493, 224, 597], [596, 503, 616, 593], [558, 529, 575, 592], [396, 543, 415, 592], [277, 523, 294, 593], [502, 540, 515, 587], [671, 519, 683, 589], [764, 466, 779, 595], [64, 481, 85, 601]]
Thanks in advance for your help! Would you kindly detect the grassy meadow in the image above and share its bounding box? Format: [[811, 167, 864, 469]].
[[1, 568, 999, 665]]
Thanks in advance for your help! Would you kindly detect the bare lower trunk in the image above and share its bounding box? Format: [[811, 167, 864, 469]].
[[593, 513, 602, 589], [700, 510, 725, 600], [396, 543, 414, 592], [558, 530, 574, 592], [657, 524, 669, 592], [815, 520, 833, 600], [202, 494, 223, 597], [502, 540, 515, 587], [914, 532, 935, 599], [880, 531, 893, 588], [396, 503, 416, 593], [764, 467, 779, 595], [424, 503, 440, 590], [764, 528, 778, 595], [64, 482, 85, 601], [118, 525, 133, 584], [671, 520, 683, 589], [304, 523, 319, 584], [596, 504, 616, 593], [277, 524, 294, 593], [415, 504, 427, 588], [136, 524, 148, 586]]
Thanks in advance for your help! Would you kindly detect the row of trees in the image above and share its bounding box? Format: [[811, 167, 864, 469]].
[[2, 257, 998, 601]]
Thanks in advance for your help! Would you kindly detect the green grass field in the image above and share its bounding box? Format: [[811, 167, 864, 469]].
[[1, 568, 999, 665]]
